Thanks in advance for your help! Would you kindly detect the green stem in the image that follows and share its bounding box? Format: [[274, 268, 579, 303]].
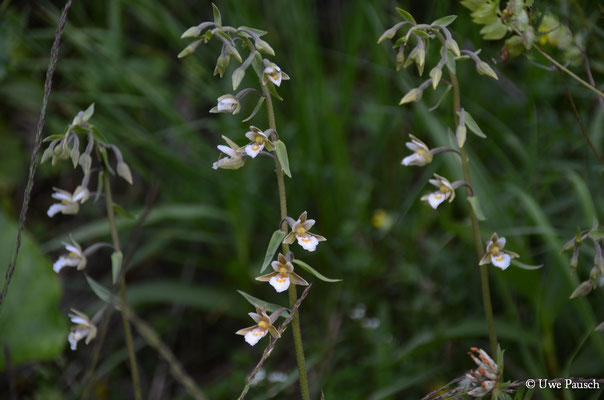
[[103, 171, 142, 400], [449, 72, 498, 355], [261, 80, 311, 400]]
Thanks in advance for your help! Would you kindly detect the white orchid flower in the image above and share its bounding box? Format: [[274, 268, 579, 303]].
[[68, 309, 97, 351], [262, 60, 290, 87], [402, 134, 434, 166], [244, 126, 274, 158], [479, 233, 519, 270], [47, 185, 90, 217], [53, 238, 87, 273], [420, 174, 455, 209], [283, 211, 327, 252], [256, 253, 309, 293], [235, 307, 281, 346], [212, 135, 245, 170], [210, 94, 241, 115]]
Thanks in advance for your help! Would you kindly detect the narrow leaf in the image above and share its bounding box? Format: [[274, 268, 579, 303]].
[[237, 290, 289, 318], [510, 259, 543, 270], [292, 259, 341, 283], [242, 96, 265, 123], [275, 140, 292, 178], [396, 8, 416, 24], [267, 81, 284, 101], [111, 251, 123, 284], [431, 15, 457, 27], [113, 203, 133, 219], [467, 196, 487, 221], [85, 274, 114, 306], [261, 230, 287, 272], [82, 103, 95, 122], [212, 3, 222, 27], [463, 111, 487, 138]]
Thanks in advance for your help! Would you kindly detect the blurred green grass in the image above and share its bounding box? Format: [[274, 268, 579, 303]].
[[0, 0, 603, 399]]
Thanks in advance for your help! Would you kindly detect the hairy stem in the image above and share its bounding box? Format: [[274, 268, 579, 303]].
[[261, 81, 311, 400], [103, 172, 142, 400], [449, 72, 498, 355]]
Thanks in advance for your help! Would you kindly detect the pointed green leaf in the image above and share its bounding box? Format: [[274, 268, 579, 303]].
[[237, 290, 289, 318], [43, 134, 65, 143], [431, 15, 457, 27], [267, 81, 284, 101], [242, 96, 265, 123], [463, 111, 487, 138], [292, 259, 341, 283], [98, 147, 114, 174], [238, 26, 268, 37], [212, 3, 222, 27], [85, 274, 114, 305], [275, 140, 291, 178], [261, 230, 286, 272], [113, 203, 133, 219], [510, 260, 543, 270], [396, 8, 416, 24], [111, 251, 123, 284], [588, 230, 604, 240], [82, 103, 95, 122], [467, 196, 487, 221]]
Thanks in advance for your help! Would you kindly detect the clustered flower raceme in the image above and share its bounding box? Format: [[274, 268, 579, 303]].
[[479, 233, 519, 270], [43, 104, 135, 351], [459, 347, 500, 398], [179, 8, 336, 352]]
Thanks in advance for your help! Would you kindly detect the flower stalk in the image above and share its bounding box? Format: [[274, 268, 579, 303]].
[[449, 71, 498, 355], [261, 78, 311, 400], [103, 170, 142, 400]]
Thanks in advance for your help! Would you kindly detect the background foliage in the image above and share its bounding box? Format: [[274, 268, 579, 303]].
[[0, 0, 602, 399]]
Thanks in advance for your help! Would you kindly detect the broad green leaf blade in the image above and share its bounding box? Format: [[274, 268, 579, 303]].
[[85, 274, 113, 305], [111, 251, 123, 284], [275, 140, 292, 178], [292, 259, 342, 283], [463, 111, 487, 138], [0, 212, 67, 368], [237, 290, 289, 318], [212, 3, 222, 27], [261, 230, 286, 272], [396, 8, 416, 24], [431, 15, 457, 27], [510, 260, 543, 270], [467, 196, 487, 221]]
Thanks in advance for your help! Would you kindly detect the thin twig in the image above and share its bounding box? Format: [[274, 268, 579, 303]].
[[559, 71, 604, 164], [0, 0, 72, 314], [238, 284, 313, 400]]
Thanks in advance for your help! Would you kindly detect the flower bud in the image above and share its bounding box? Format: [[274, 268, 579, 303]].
[[177, 39, 202, 59], [447, 39, 461, 57], [570, 246, 579, 271], [79, 153, 92, 176], [377, 25, 399, 44], [232, 67, 246, 91], [181, 25, 202, 39], [476, 62, 498, 80], [430, 67, 442, 89], [254, 38, 275, 56], [399, 88, 422, 105], [395, 46, 405, 71], [570, 280, 593, 299], [117, 162, 133, 185]]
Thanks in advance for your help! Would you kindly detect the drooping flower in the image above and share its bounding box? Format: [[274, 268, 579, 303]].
[[235, 306, 281, 346], [53, 238, 87, 273], [256, 253, 309, 293], [283, 211, 326, 252], [459, 347, 500, 397], [479, 233, 519, 270], [212, 135, 245, 170], [68, 309, 97, 351], [244, 126, 275, 158], [420, 174, 455, 209], [47, 185, 90, 217], [401, 134, 433, 166], [210, 94, 241, 115], [262, 60, 290, 87]]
